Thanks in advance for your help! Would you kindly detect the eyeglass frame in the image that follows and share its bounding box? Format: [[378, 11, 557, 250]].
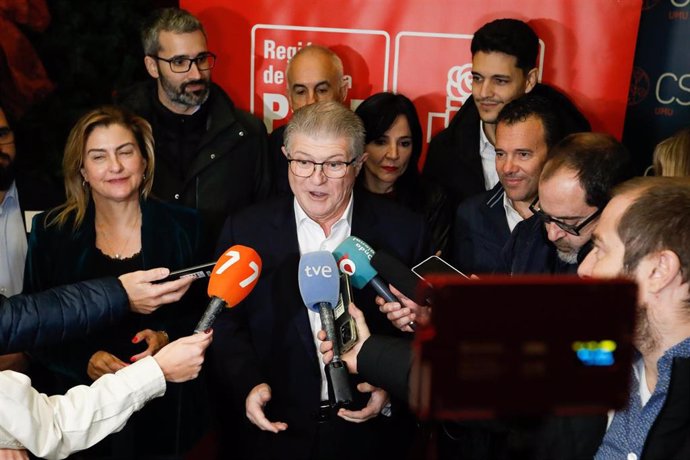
[[149, 52, 217, 73], [286, 155, 359, 179], [0, 127, 14, 145], [529, 197, 602, 236]]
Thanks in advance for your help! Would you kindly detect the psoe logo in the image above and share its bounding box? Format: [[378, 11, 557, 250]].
[[656, 72, 690, 106], [572, 340, 617, 366], [425, 63, 473, 142]]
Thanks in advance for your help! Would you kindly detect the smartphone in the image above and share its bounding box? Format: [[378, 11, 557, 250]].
[[152, 262, 216, 284], [334, 273, 358, 353], [412, 255, 468, 279]]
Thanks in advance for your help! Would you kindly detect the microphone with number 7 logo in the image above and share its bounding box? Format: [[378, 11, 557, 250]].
[[194, 245, 262, 333]]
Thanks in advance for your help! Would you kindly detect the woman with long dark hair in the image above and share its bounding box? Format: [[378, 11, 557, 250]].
[[355, 92, 451, 253]]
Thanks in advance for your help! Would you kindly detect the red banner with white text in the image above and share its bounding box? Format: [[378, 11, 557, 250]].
[[181, 0, 642, 166]]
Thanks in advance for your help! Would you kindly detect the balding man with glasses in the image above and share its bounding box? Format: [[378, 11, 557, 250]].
[[117, 7, 271, 243], [501, 132, 632, 274]]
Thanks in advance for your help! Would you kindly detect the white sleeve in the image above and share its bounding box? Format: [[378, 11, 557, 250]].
[[0, 356, 166, 459]]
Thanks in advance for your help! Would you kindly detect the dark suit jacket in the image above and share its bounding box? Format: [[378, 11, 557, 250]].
[[211, 191, 430, 459], [450, 183, 511, 275], [499, 214, 578, 275], [268, 124, 292, 198], [14, 172, 64, 234], [423, 83, 591, 210]]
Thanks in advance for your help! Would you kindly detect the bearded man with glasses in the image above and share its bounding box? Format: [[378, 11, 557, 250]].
[[117, 7, 271, 244], [501, 132, 632, 274]]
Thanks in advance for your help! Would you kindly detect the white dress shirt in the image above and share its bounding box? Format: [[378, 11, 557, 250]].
[[0, 182, 28, 296], [479, 121, 499, 191], [294, 195, 354, 400], [502, 192, 524, 232]]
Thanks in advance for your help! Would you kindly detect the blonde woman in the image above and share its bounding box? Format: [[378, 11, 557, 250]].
[[23, 105, 206, 457], [652, 126, 690, 177]]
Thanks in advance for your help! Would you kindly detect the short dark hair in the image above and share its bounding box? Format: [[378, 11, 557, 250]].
[[542, 133, 632, 209], [354, 92, 423, 186], [141, 8, 205, 56], [614, 177, 690, 288], [496, 94, 564, 150], [471, 18, 539, 73]]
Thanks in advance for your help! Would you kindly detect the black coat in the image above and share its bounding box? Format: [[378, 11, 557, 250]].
[[117, 81, 271, 242]]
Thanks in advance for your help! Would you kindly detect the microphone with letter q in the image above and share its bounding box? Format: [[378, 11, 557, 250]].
[[194, 245, 262, 333], [298, 251, 353, 405]]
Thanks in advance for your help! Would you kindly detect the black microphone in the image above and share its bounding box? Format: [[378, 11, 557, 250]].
[[298, 251, 353, 406], [371, 250, 433, 306]]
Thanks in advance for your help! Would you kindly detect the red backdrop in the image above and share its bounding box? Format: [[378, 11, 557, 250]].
[[181, 0, 642, 166]]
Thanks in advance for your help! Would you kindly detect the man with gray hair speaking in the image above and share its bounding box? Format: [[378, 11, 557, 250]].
[[212, 101, 429, 459]]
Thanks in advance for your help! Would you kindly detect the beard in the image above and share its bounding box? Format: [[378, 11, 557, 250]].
[[556, 248, 579, 265], [0, 152, 15, 191], [160, 75, 210, 108], [633, 301, 661, 355]]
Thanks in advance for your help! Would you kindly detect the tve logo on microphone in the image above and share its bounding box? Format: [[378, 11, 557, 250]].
[[302, 263, 335, 277]]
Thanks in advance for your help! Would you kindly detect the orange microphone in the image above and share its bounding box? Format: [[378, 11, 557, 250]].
[[194, 245, 262, 333]]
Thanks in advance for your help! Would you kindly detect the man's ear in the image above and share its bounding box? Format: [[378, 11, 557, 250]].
[[281, 146, 289, 158], [354, 152, 368, 175], [144, 56, 160, 79], [339, 77, 349, 103], [647, 249, 682, 294], [524, 67, 538, 94]]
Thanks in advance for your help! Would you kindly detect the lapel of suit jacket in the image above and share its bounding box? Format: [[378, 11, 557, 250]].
[[484, 184, 511, 239], [351, 191, 380, 246], [272, 199, 320, 368]]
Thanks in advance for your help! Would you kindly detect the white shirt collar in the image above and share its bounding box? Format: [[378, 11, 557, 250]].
[[502, 192, 524, 232], [479, 121, 499, 190], [0, 181, 18, 208]]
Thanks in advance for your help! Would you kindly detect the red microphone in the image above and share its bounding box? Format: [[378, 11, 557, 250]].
[[194, 245, 262, 333]]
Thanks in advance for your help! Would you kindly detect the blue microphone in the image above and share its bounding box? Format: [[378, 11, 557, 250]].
[[298, 251, 352, 405]]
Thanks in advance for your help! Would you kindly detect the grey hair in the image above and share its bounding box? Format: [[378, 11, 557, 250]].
[[284, 101, 364, 160], [141, 8, 206, 56]]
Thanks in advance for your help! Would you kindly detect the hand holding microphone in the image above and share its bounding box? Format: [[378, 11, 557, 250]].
[[194, 245, 262, 333], [298, 251, 353, 406], [371, 250, 434, 330]]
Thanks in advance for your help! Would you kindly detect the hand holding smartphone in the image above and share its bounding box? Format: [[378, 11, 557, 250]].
[[152, 262, 216, 284]]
